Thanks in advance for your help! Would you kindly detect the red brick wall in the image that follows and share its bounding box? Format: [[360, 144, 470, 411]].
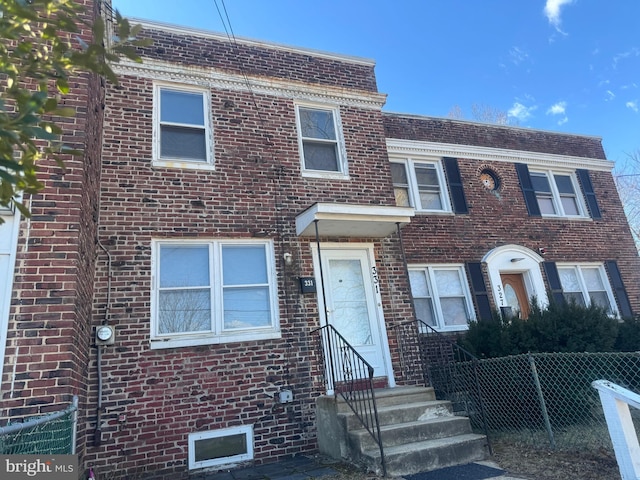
[[0, 0, 103, 462], [87, 55, 404, 475], [383, 113, 608, 159], [138, 26, 379, 93]]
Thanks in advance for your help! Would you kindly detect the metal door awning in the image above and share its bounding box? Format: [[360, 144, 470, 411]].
[[295, 203, 414, 238]]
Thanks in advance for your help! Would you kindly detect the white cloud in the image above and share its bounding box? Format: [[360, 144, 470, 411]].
[[614, 48, 640, 68], [544, 0, 574, 33], [509, 47, 529, 66], [557, 116, 568, 125], [546, 101, 567, 115], [605, 90, 616, 101], [508, 102, 537, 121], [627, 101, 639, 113]]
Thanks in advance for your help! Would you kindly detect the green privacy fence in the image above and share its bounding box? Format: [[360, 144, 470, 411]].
[[0, 396, 78, 455], [429, 352, 640, 450]]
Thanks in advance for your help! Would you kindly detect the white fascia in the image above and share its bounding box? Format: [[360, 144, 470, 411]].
[[386, 139, 614, 172]]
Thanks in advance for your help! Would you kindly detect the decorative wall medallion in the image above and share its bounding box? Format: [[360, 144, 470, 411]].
[[479, 168, 500, 191]]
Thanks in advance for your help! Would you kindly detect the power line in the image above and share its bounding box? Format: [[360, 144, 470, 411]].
[[212, 0, 273, 146]]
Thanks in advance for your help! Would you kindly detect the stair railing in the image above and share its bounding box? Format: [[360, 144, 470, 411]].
[[391, 319, 492, 454], [313, 324, 386, 477]]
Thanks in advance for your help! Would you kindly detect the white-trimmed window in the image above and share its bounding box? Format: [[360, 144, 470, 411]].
[[408, 265, 475, 331], [151, 240, 280, 349], [0, 209, 20, 386], [557, 263, 617, 314], [153, 83, 213, 168], [188, 425, 253, 470], [295, 104, 347, 177], [530, 170, 585, 217], [391, 159, 451, 212]]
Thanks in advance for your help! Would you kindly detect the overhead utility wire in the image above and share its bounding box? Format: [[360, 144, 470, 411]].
[[212, 0, 273, 145]]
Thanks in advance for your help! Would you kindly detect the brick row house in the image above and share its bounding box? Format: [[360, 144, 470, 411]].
[[2, 5, 640, 478]]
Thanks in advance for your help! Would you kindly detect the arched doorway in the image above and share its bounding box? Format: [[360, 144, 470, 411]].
[[483, 245, 548, 317]]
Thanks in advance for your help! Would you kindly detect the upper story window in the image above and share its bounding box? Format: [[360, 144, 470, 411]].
[[557, 263, 617, 314], [154, 83, 213, 169], [530, 170, 584, 217], [409, 265, 475, 331], [151, 239, 280, 349], [391, 159, 452, 212], [295, 104, 347, 178], [516, 164, 600, 219]]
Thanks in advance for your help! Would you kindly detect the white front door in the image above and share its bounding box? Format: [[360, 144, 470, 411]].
[[313, 245, 393, 384]]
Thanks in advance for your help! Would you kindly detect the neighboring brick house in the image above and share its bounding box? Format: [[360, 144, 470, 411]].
[[1, 9, 639, 480], [383, 114, 638, 327], [0, 0, 106, 461]]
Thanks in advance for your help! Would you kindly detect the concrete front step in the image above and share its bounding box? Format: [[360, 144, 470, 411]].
[[361, 433, 489, 477], [342, 400, 453, 430], [335, 386, 436, 413], [317, 386, 489, 477], [349, 415, 474, 451]]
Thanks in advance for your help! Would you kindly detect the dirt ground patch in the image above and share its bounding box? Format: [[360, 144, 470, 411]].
[[490, 440, 621, 480]]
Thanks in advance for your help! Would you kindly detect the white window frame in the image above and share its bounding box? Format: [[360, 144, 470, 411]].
[[0, 209, 20, 386], [557, 263, 618, 315], [152, 82, 214, 170], [390, 158, 452, 213], [408, 264, 475, 332], [188, 425, 253, 470], [295, 103, 348, 179], [150, 239, 280, 349], [530, 169, 587, 218]]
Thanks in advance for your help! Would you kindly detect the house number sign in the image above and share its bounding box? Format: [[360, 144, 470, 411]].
[[371, 267, 380, 294], [299, 277, 316, 293], [496, 284, 505, 306]]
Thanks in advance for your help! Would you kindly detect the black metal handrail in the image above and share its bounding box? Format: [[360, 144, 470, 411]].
[[313, 324, 386, 476], [390, 319, 492, 453]]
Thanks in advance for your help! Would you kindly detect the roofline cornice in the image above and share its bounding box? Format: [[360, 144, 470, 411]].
[[112, 59, 387, 110], [131, 18, 377, 66], [386, 138, 614, 172]]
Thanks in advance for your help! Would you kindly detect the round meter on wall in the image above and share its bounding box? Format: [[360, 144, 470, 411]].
[[96, 325, 115, 345]]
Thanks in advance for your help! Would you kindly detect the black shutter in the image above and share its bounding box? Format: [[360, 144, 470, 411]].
[[542, 262, 565, 305], [576, 169, 602, 219], [515, 163, 541, 217], [443, 157, 468, 214], [605, 260, 633, 317], [466, 262, 493, 320]]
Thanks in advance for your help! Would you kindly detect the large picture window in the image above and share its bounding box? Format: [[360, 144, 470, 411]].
[[154, 83, 213, 168], [151, 240, 279, 348], [391, 159, 452, 212], [296, 104, 346, 176], [408, 265, 475, 331], [557, 263, 617, 314]]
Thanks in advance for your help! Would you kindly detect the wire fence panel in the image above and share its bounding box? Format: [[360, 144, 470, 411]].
[[460, 352, 640, 451], [0, 397, 78, 455]]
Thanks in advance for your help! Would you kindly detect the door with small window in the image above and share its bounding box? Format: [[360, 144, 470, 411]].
[[314, 247, 391, 384], [500, 273, 530, 319]]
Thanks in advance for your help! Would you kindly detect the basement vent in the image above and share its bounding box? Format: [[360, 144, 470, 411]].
[[188, 425, 254, 470]]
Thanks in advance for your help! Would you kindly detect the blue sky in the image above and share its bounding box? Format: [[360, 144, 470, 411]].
[[112, 0, 640, 169]]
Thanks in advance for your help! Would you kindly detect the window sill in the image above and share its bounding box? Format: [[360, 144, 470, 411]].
[[413, 210, 454, 216], [424, 325, 469, 334], [150, 330, 281, 349], [539, 215, 592, 221], [302, 170, 350, 181], [153, 159, 216, 171]]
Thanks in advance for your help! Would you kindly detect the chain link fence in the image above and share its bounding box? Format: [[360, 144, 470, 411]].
[[0, 397, 78, 454], [429, 352, 640, 451]]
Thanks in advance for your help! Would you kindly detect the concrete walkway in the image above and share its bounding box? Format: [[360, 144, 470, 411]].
[[190, 456, 529, 480]]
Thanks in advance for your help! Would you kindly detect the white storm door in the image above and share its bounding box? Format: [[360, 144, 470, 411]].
[[318, 248, 388, 379]]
